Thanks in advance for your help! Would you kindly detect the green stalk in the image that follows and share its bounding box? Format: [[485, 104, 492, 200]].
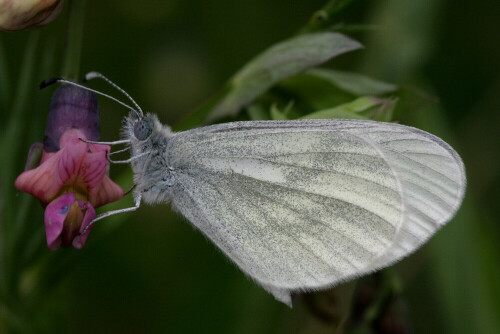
[[0, 32, 39, 245], [0, 35, 10, 122], [61, 0, 86, 79], [0, 31, 39, 333]]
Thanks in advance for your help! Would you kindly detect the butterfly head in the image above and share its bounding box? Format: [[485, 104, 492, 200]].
[[123, 112, 172, 167]]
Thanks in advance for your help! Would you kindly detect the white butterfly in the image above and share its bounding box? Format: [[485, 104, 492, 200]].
[[57, 73, 466, 306]]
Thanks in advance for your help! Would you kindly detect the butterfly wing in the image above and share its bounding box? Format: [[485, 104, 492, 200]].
[[166, 119, 465, 305]]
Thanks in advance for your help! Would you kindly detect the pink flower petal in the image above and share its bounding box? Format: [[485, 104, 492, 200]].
[[82, 149, 108, 192], [40, 150, 57, 164], [91, 175, 125, 208], [56, 136, 86, 185], [15, 149, 66, 203], [58, 129, 87, 149], [72, 201, 96, 249], [44, 193, 77, 250]]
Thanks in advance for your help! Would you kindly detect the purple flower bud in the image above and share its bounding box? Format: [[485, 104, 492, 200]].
[[44, 85, 100, 152]]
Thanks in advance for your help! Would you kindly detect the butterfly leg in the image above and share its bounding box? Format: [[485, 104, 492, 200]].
[[109, 147, 130, 155], [79, 138, 131, 145], [107, 151, 150, 164], [80, 193, 142, 235]]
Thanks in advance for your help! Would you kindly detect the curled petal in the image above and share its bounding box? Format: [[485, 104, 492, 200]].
[[15, 148, 67, 203], [44, 193, 74, 250], [44, 193, 96, 250], [91, 175, 125, 208], [72, 201, 96, 249]]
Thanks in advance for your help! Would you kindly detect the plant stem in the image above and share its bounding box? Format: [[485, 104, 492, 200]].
[[298, 0, 360, 34], [0, 35, 10, 123], [61, 0, 87, 79]]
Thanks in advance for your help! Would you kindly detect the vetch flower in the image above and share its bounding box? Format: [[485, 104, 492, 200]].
[[0, 0, 64, 31], [15, 85, 124, 249]]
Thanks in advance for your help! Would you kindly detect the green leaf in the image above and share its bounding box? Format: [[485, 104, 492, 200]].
[[369, 97, 397, 122], [277, 73, 356, 112], [269, 100, 296, 121], [301, 96, 392, 120], [306, 68, 398, 96], [275, 69, 396, 116], [303, 108, 368, 120], [206, 32, 362, 122], [246, 104, 269, 121], [270, 106, 288, 120]]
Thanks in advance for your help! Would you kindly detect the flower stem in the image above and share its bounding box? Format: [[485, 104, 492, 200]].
[[61, 0, 86, 80]]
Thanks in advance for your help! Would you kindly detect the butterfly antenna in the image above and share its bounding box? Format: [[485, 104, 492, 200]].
[[39, 78, 141, 118], [84, 72, 144, 116]]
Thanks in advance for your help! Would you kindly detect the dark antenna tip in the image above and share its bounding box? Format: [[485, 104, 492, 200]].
[[39, 77, 63, 90]]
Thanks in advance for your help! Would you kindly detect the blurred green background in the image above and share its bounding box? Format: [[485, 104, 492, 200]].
[[1, 0, 499, 333]]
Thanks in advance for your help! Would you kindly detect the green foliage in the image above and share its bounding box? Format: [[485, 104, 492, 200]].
[[206, 32, 362, 121], [301, 96, 395, 121], [306, 68, 397, 96]]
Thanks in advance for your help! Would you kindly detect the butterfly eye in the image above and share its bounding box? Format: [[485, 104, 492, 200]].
[[133, 120, 152, 141]]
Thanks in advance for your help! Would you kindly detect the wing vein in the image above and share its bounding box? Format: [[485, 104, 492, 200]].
[[193, 154, 399, 196], [231, 173, 378, 264], [383, 148, 459, 185]]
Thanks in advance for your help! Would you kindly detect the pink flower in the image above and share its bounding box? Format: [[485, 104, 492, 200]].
[[15, 85, 123, 249], [0, 0, 64, 31]]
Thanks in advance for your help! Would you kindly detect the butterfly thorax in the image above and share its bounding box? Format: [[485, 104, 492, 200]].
[[123, 113, 176, 204]]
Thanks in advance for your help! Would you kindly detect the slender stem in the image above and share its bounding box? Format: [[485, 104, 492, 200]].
[[298, 0, 360, 34], [363, 270, 401, 324], [0, 35, 10, 122], [0, 31, 39, 242], [61, 0, 87, 79]]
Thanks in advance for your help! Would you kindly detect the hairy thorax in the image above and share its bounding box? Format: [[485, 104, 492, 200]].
[[123, 113, 176, 204]]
